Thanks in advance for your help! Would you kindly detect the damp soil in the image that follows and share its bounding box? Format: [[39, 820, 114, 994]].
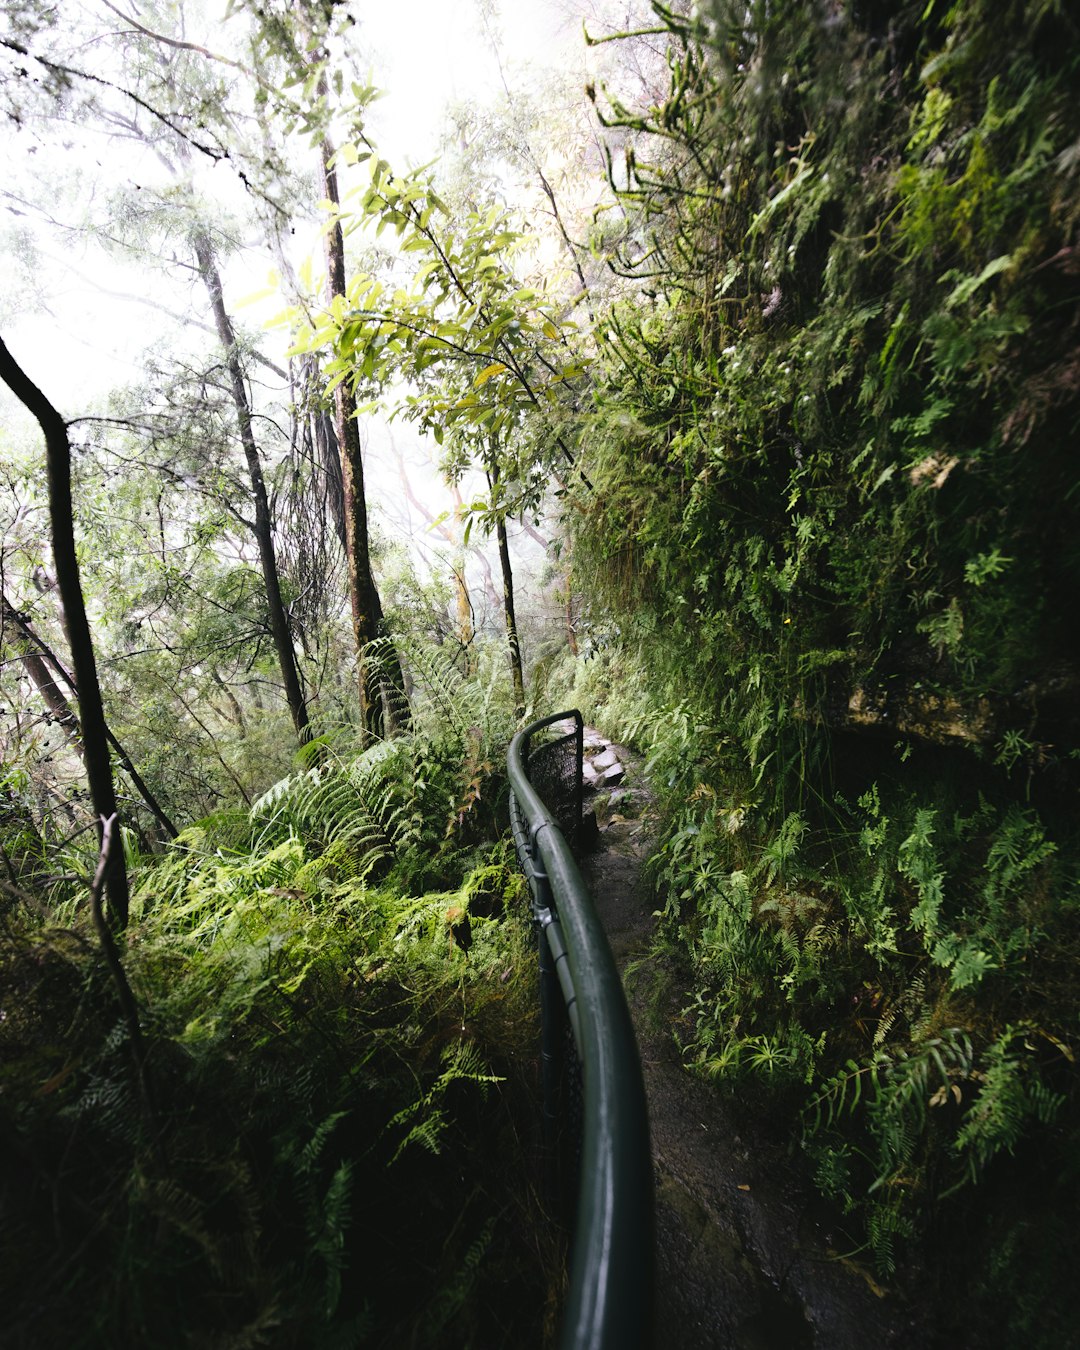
[[575, 733, 932, 1350]]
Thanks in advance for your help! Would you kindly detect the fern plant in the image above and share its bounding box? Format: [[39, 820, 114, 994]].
[[0, 632, 550, 1347]]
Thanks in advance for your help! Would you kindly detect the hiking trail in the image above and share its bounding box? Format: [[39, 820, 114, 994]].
[[574, 727, 930, 1350]]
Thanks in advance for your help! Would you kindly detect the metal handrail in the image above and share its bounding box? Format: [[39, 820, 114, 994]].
[[508, 711, 653, 1350]]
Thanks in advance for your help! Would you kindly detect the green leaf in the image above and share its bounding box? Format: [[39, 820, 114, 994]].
[[944, 255, 1012, 309], [474, 362, 507, 385]]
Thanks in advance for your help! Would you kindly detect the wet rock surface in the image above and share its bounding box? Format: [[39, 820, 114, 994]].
[[575, 732, 930, 1350]]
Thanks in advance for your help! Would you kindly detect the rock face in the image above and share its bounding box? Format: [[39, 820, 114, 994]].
[[574, 729, 929, 1350], [841, 683, 995, 746]]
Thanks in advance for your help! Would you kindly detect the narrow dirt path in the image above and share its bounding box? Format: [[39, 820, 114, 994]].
[[575, 731, 930, 1350]]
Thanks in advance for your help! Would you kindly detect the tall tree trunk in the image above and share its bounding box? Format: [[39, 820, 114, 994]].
[[193, 230, 311, 744], [496, 517, 525, 717], [316, 118, 410, 739], [473, 535, 503, 618], [3, 588, 178, 845], [450, 486, 475, 669], [303, 355, 347, 552], [2, 594, 82, 747], [487, 460, 525, 716], [0, 337, 130, 925]]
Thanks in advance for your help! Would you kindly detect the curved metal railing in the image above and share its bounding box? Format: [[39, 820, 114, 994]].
[[508, 710, 653, 1350]]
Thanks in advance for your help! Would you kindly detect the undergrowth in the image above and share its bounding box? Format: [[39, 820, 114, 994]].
[[0, 644, 556, 1348]]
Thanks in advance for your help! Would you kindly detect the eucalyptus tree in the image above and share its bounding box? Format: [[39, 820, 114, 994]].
[[68, 5, 316, 745], [197, 0, 413, 741], [191, 229, 311, 741], [0, 0, 324, 829], [313, 86, 404, 737], [288, 148, 592, 714], [1, 589, 82, 749]]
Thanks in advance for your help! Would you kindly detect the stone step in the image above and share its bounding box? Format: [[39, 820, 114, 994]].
[[590, 746, 621, 770]]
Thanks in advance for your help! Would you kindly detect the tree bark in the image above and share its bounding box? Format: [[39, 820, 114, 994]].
[[496, 516, 525, 716], [316, 119, 410, 739], [2, 593, 83, 748], [487, 459, 525, 716], [450, 486, 475, 667], [193, 230, 311, 743], [0, 337, 130, 925], [302, 355, 347, 552], [3, 604, 178, 842]]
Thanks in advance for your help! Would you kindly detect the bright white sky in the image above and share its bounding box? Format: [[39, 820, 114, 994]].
[[358, 2, 578, 164], [0, 0, 618, 607], [0, 0, 589, 406]]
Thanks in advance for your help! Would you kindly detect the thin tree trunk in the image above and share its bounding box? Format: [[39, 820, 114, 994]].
[[303, 356, 347, 551], [496, 516, 525, 716], [193, 230, 311, 743], [317, 120, 410, 739], [2, 594, 82, 748], [283, 17, 410, 738], [2, 596, 178, 842], [518, 516, 550, 550], [211, 667, 247, 733], [19, 644, 81, 734], [474, 537, 502, 617], [0, 337, 130, 925], [453, 561, 475, 666], [488, 460, 525, 716], [450, 486, 475, 668]]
